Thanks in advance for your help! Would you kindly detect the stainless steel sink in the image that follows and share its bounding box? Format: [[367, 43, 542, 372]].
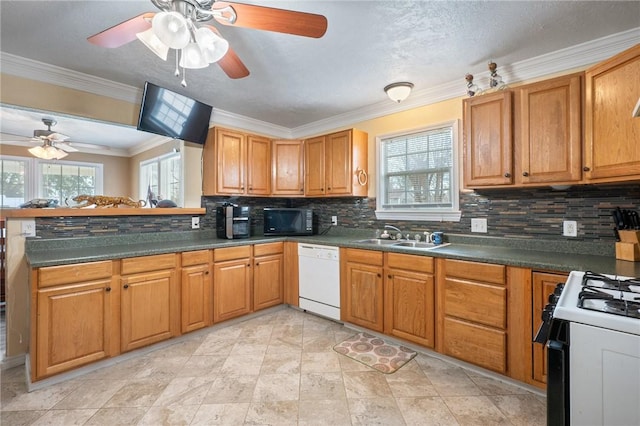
[[352, 238, 398, 245], [352, 239, 450, 250], [392, 241, 450, 250]]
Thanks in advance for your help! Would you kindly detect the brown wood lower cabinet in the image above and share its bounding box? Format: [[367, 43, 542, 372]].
[[253, 242, 284, 311], [213, 246, 252, 323], [437, 259, 508, 373], [32, 260, 116, 381], [342, 249, 436, 347], [384, 252, 435, 348], [531, 271, 567, 387], [181, 250, 212, 333], [120, 254, 179, 352]]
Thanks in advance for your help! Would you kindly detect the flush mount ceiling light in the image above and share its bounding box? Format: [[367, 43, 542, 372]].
[[384, 82, 414, 103]]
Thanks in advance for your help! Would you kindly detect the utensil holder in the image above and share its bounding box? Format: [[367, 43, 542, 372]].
[[616, 230, 640, 261]]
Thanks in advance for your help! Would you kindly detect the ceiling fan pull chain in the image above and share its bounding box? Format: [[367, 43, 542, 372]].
[[181, 67, 187, 87], [174, 49, 180, 77]]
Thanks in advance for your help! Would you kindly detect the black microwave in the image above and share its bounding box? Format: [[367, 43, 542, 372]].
[[263, 208, 313, 236]]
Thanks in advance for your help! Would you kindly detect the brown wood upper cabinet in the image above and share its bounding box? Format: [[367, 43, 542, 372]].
[[271, 139, 305, 196], [584, 43, 640, 182], [515, 73, 583, 185], [304, 129, 368, 197], [203, 127, 271, 196], [463, 91, 513, 187], [464, 73, 583, 188]]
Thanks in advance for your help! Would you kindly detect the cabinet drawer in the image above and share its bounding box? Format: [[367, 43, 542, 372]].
[[444, 278, 507, 329], [386, 253, 433, 274], [443, 317, 506, 373], [445, 259, 505, 285], [214, 245, 251, 262], [182, 250, 211, 266], [343, 248, 383, 266], [121, 253, 177, 275], [253, 242, 284, 257], [38, 261, 113, 288]]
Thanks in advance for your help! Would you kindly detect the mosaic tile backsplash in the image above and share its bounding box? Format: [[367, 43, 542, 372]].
[[36, 184, 640, 241]]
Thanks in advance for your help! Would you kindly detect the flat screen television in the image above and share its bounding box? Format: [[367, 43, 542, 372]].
[[137, 81, 212, 145]]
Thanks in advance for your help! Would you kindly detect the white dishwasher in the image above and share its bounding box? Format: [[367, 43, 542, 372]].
[[298, 243, 340, 320]]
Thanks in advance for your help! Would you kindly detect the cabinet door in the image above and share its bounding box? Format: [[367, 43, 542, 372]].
[[463, 91, 513, 187], [181, 263, 212, 333], [213, 258, 252, 323], [121, 269, 177, 352], [343, 262, 384, 332], [584, 44, 640, 182], [36, 279, 114, 379], [304, 135, 326, 196], [272, 140, 305, 196], [384, 268, 435, 348], [532, 271, 567, 385], [518, 73, 583, 183], [326, 130, 352, 195], [254, 253, 283, 311], [247, 135, 271, 195], [215, 128, 246, 194]]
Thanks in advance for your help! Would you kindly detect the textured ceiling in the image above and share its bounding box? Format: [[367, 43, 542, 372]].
[[1, 1, 639, 152]]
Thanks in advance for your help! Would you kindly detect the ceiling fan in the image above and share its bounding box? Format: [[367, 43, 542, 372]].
[[26, 118, 78, 159], [87, 0, 328, 85]]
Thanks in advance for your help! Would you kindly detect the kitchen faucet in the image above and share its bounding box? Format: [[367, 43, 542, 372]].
[[384, 224, 404, 240]]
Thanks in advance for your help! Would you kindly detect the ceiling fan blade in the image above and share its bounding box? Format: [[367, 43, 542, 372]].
[[212, 2, 327, 38], [55, 142, 79, 153], [49, 133, 70, 142], [87, 12, 155, 48]]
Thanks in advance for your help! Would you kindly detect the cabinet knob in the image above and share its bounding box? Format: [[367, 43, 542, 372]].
[[249, 187, 253, 190], [105, 287, 111, 292], [388, 274, 392, 279], [504, 172, 511, 178], [377, 273, 381, 278], [583, 166, 590, 172], [123, 284, 129, 289], [522, 171, 529, 177], [328, 187, 331, 191], [300, 189, 304, 192], [321, 188, 324, 191], [205, 271, 209, 275], [255, 262, 259, 266], [247, 264, 251, 267]]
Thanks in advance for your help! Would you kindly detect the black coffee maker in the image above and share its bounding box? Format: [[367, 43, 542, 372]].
[[216, 203, 250, 239]]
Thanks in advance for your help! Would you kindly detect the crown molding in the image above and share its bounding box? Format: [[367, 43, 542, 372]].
[[0, 52, 142, 104], [211, 109, 292, 139], [1, 27, 638, 139]]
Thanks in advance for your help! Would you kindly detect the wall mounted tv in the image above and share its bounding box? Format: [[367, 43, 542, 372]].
[[137, 81, 213, 145]]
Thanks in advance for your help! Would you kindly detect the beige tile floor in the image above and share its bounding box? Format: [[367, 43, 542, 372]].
[[1, 308, 546, 425]]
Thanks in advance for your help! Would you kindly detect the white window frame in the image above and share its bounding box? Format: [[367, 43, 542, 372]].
[[139, 151, 183, 207], [375, 120, 461, 222], [36, 159, 104, 206], [0, 155, 103, 207]]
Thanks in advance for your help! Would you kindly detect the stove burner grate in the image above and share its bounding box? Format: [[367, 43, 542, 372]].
[[581, 271, 640, 294]]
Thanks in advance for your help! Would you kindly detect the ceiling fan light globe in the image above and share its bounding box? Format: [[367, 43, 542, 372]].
[[179, 43, 208, 69], [195, 27, 229, 63], [28, 145, 68, 160], [136, 28, 169, 60], [152, 11, 190, 49]]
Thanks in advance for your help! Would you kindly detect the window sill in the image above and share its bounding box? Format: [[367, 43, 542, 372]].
[[1, 208, 205, 218], [375, 209, 462, 222]]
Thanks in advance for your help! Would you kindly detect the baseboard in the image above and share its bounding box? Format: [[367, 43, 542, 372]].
[[1, 354, 25, 370]]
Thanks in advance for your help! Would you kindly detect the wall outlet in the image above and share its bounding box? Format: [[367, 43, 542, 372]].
[[21, 219, 36, 237], [191, 216, 200, 229], [331, 216, 338, 226], [563, 220, 577, 237], [471, 218, 488, 233]]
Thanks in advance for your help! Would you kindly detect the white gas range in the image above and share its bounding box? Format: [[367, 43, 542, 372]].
[[538, 271, 640, 426]]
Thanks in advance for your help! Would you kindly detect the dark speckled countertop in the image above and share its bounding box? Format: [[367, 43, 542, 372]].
[[25, 229, 640, 277]]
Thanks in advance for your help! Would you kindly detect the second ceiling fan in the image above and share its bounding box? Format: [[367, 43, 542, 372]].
[[87, 0, 328, 84]]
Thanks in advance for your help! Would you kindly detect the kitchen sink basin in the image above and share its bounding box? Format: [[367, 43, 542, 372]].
[[352, 238, 398, 245], [392, 241, 450, 250], [352, 239, 450, 250]]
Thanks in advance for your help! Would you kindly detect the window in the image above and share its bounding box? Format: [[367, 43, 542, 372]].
[[0, 156, 102, 207], [39, 161, 102, 206], [140, 152, 182, 206], [376, 121, 461, 221], [0, 157, 29, 207]]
